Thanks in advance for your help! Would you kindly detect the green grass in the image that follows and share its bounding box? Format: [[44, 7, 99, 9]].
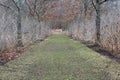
[[0, 35, 120, 80]]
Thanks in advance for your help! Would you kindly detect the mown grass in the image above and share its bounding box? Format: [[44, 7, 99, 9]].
[[0, 35, 120, 80]]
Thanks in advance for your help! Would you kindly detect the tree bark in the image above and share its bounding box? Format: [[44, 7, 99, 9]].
[[15, 0, 23, 47], [16, 9, 23, 47], [95, 0, 101, 45]]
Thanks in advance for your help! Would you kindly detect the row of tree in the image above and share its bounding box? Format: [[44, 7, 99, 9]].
[[0, 0, 51, 53], [66, 0, 120, 56], [0, 0, 119, 56]]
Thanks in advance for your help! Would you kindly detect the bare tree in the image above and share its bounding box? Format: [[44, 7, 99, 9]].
[[91, 0, 109, 45], [12, 0, 23, 47]]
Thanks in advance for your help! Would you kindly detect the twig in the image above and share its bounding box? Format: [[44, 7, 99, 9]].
[[91, 0, 97, 13], [0, 3, 12, 10], [11, 0, 20, 11], [100, 0, 109, 5]]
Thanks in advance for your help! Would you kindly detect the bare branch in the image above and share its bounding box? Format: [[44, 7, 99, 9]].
[[25, 0, 34, 15], [0, 3, 12, 10], [100, 0, 109, 4], [11, 0, 20, 11], [91, 0, 98, 13]]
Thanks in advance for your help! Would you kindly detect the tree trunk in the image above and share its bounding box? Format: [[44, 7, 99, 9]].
[[16, 0, 23, 47], [16, 10, 23, 47], [95, 0, 101, 45]]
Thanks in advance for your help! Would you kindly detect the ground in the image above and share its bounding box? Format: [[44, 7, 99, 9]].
[[0, 35, 120, 80]]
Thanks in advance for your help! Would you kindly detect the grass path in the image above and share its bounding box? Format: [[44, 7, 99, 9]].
[[0, 35, 120, 80]]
